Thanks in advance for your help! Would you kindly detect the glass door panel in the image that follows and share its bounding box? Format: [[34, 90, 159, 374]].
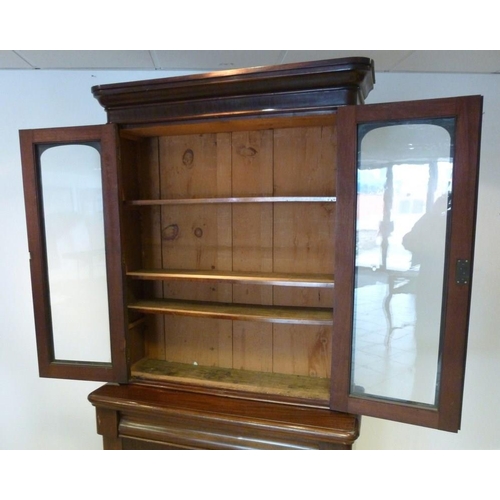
[[353, 119, 454, 406], [39, 143, 112, 363]]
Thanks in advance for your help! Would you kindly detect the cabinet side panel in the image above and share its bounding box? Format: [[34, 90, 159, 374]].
[[120, 138, 148, 364], [136, 138, 165, 359]]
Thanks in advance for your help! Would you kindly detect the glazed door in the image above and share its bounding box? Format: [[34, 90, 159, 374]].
[[20, 124, 128, 382], [332, 95, 482, 431]]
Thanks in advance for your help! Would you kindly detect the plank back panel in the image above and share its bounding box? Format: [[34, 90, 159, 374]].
[[129, 124, 337, 390], [272, 126, 336, 377], [231, 130, 274, 372], [159, 134, 233, 367]]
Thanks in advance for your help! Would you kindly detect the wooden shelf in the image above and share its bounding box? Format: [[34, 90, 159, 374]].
[[128, 299, 333, 325], [131, 358, 331, 403], [127, 269, 334, 288], [125, 196, 336, 206]]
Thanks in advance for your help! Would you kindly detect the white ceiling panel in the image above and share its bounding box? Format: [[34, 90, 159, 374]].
[[391, 50, 500, 73], [281, 50, 415, 72], [0, 50, 32, 69], [151, 50, 287, 70], [14, 50, 156, 69]]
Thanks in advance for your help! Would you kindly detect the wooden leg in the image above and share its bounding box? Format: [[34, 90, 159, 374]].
[[95, 407, 122, 450]]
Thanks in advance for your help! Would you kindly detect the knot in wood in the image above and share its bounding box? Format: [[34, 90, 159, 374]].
[[237, 145, 258, 158], [162, 223, 179, 241], [182, 148, 194, 168]]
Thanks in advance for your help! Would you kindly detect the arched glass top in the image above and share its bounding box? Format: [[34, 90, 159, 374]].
[[352, 118, 454, 406], [39, 143, 111, 363]]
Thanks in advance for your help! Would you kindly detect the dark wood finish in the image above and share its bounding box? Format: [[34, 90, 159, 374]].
[[92, 57, 375, 127], [437, 95, 483, 431], [95, 407, 122, 449], [332, 95, 483, 431], [19, 125, 128, 382], [89, 384, 360, 450]]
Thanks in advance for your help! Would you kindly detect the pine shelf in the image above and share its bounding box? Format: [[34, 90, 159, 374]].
[[125, 196, 336, 206], [128, 298, 333, 325], [131, 358, 331, 403], [127, 269, 334, 288]]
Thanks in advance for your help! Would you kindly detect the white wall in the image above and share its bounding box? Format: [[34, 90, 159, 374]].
[[1, 68, 499, 450]]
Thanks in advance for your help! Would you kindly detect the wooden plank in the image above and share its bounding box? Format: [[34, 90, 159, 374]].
[[272, 126, 336, 376], [128, 299, 333, 325], [273, 325, 332, 378], [273, 126, 336, 196], [273, 203, 335, 280], [231, 130, 274, 372], [154, 316, 233, 368], [159, 133, 233, 271], [159, 133, 233, 368], [159, 133, 232, 198], [127, 269, 334, 287], [120, 114, 336, 138]]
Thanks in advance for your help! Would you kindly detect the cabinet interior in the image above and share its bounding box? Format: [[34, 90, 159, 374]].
[[121, 116, 337, 405]]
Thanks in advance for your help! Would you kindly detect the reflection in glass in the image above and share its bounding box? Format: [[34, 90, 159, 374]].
[[39, 144, 112, 363], [351, 119, 454, 406]]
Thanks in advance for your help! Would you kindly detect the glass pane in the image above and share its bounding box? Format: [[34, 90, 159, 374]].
[[351, 119, 454, 406], [39, 143, 112, 363]]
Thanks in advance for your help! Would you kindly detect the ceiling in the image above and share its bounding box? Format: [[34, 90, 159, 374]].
[[2, 50, 500, 74]]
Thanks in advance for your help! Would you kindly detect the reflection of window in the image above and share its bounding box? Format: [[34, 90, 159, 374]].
[[352, 119, 454, 406]]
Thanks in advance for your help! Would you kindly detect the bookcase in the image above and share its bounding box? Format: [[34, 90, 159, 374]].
[[20, 57, 483, 448]]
